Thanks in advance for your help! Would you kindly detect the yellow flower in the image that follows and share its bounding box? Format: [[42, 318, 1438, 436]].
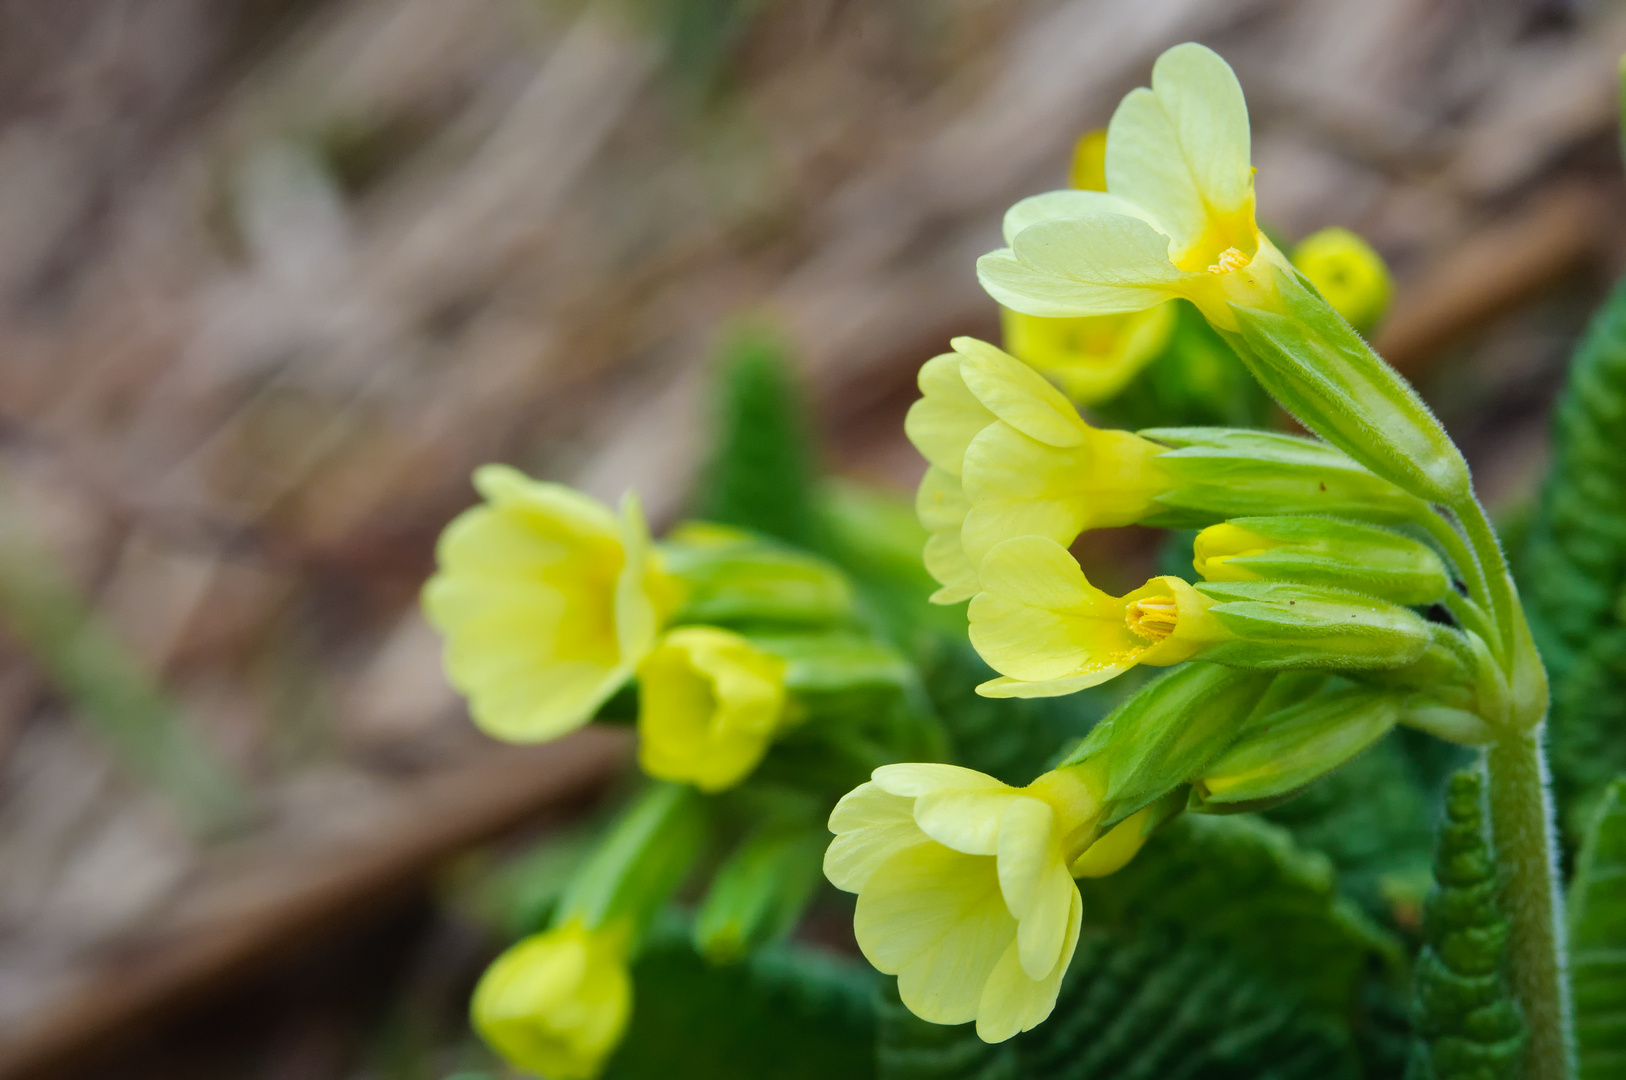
[[1000, 302, 1176, 405], [424, 464, 677, 742], [824, 763, 1104, 1042], [1001, 129, 1179, 406], [1290, 226, 1392, 334], [968, 535, 1229, 698], [472, 919, 632, 1080], [978, 43, 1293, 332], [636, 627, 789, 792], [904, 337, 1167, 603]]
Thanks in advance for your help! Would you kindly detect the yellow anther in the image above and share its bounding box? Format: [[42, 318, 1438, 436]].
[[1125, 595, 1179, 641], [1207, 247, 1250, 274]]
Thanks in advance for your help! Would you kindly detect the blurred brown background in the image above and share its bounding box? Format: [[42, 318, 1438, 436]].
[[1, 0, 1624, 1076]]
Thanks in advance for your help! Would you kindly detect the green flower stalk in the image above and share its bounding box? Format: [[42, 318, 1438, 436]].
[[838, 39, 1567, 1074]]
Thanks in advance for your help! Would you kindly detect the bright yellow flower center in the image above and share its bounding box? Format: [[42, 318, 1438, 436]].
[[1125, 594, 1179, 642], [1206, 246, 1251, 275]]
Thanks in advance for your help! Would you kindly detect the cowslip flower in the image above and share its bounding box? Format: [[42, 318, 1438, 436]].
[[969, 535, 1225, 698], [905, 336, 1168, 602], [636, 627, 789, 792], [824, 764, 1110, 1042], [472, 919, 632, 1080], [424, 464, 676, 742], [978, 43, 1290, 332]]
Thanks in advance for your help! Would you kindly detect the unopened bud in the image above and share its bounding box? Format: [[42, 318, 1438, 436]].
[[1193, 515, 1451, 606]]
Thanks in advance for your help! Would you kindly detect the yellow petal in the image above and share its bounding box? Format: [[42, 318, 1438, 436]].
[[905, 353, 995, 475], [968, 536, 1144, 683], [974, 887, 1082, 1043], [1071, 805, 1157, 877], [1000, 302, 1176, 406], [978, 246, 1174, 319], [1105, 42, 1255, 269], [953, 337, 1090, 448], [1001, 189, 1162, 248], [923, 530, 979, 605], [854, 843, 1015, 1026], [873, 762, 1007, 798], [913, 787, 1021, 856], [825, 783, 931, 893], [959, 423, 1092, 563]]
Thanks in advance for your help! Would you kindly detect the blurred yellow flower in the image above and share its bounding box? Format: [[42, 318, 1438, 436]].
[[1069, 128, 1109, 192], [824, 763, 1105, 1042], [968, 535, 1228, 698], [904, 337, 1167, 603], [1000, 302, 1176, 405], [1290, 226, 1393, 334], [472, 919, 632, 1080], [424, 464, 677, 742], [979, 43, 1293, 331], [637, 627, 789, 792]]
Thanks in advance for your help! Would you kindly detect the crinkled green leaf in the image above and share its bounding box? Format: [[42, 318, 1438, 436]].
[[1570, 776, 1626, 1080]]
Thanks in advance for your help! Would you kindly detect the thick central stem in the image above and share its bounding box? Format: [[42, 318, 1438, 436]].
[[1485, 730, 1573, 1080]]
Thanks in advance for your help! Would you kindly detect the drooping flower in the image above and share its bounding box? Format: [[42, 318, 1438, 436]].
[[824, 763, 1106, 1042], [904, 337, 1168, 602], [978, 43, 1292, 332], [424, 464, 677, 742], [968, 535, 1226, 698], [472, 919, 632, 1080], [636, 626, 789, 792]]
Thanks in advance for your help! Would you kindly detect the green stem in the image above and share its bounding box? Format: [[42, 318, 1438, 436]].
[[1485, 730, 1574, 1080], [1454, 497, 1518, 658]]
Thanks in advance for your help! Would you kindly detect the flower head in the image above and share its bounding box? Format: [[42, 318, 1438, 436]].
[[472, 919, 632, 1080], [905, 337, 1168, 603], [824, 764, 1105, 1042], [978, 43, 1291, 331], [424, 464, 676, 742], [636, 627, 789, 792], [968, 535, 1226, 698]]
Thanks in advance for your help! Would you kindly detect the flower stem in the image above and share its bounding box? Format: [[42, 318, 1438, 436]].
[[1485, 728, 1574, 1080]]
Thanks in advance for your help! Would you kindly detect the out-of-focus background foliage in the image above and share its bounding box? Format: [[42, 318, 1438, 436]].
[[1, 0, 1625, 1076]]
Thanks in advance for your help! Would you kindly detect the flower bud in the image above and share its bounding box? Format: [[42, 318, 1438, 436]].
[[1193, 685, 1401, 805], [472, 919, 631, 1080], [637, 628, 789, 792], [1290, 227, 1392, 334], [1193, 515, 1451, 606], [1196, 579, 1434, 671], [1069, 128, 1108, 192], [660, 523, 852, 627], [1059, 663, 1276, 812]]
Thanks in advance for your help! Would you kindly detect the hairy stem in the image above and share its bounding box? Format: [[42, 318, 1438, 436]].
[[1455, 497, 1518, 658], [1486, 729, 1573, 1080]]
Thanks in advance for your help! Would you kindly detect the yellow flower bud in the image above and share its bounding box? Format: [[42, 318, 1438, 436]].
[[1290, 226, 1392, 334], [824, 763, 1106, 1042], [424, 465, 678, 743], [637, 627, 788, 792], [1069, 129, 1109, 192], [472, 920, 632, 1080]]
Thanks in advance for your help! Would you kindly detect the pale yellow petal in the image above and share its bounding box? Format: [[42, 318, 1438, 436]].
[[1002, 189, 1163, 246], [913, 788, 1020, 856], [916, 466, 970, 532], [474, 464, 621, 536], [967, 536, 1141, 682], [824, 825, 932, 894], [872, 762, 1007, 798], [1105, 43, 1253, 264], [978, 248, 1174, 319], [975, 888, 1081, 1043], [905, 353, 994, 475], [975, 669, 1131, 698], [829, 781, 913, 832], [959, 424, 1091, 563], [855, 844, 1015, 1026], [953, 337, 1089, 448], [924, 529, 979, 605], [993, 797, 1054, 922]]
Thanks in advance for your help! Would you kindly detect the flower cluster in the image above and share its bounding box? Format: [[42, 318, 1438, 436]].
[[832, 40, 1548, 1044]]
